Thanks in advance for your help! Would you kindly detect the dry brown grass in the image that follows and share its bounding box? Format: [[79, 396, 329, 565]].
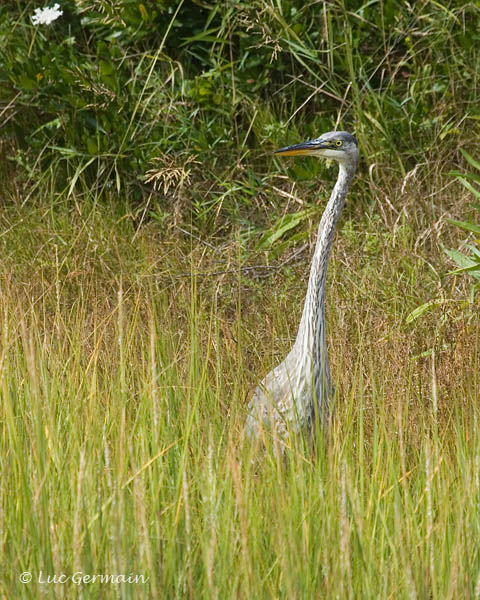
[[0, 175, 479, 597]]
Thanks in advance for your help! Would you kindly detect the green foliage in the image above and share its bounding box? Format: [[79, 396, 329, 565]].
[[1, 1, 197, 200], [1, 3, 480, 596], [1, 0, 479, 214], [406, 149, 480, 325], [446, 149, 480, 289], [257, 207, 314, 250]]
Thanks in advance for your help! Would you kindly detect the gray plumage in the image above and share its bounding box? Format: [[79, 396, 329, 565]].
[[246, 131, 359, 439]]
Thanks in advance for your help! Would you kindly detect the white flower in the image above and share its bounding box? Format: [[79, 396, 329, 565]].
[[31, 3, 63, 26]]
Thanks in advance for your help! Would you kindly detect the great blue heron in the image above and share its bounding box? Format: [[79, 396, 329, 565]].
[[246, 130, 359, 439]]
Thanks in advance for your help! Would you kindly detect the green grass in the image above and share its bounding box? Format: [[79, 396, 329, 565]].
[[1, 1, 480, 596], [2, 1, 480, 206], [0, 193, 479, 598]]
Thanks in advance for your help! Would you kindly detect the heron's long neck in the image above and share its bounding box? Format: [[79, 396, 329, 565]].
[[294, 162, 355, 361]]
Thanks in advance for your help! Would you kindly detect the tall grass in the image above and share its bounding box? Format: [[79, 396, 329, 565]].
[[1, 1, 480, 597], [0, 195, 479, 598]]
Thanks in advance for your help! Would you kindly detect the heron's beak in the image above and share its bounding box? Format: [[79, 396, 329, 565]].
[[274, 139, 328, 157]]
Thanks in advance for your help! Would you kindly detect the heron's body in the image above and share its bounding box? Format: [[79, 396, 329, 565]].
[[246, 131, 359, 439]]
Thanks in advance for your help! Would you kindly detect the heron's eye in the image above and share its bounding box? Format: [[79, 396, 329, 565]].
[[335, 140, 343, 147]]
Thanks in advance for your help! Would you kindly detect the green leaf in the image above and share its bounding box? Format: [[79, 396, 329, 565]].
[[447, 219, 480, 235], [444, 248, 480, 280], [181, 28, 228, 46], [465, 244, 480, 259], [86, 137, 99, 155], [448, 170, 480, 184], [460, 148, 480, 172], [444, 247, 477, 269], [406, 300, 442, 324], [454, 176, 480, 199], [450, 263, 480, 275], [258, 209, 315, 249], [447, 263, 480, 281], [444, 246, 480, 280], [84, 116, 107, 135], [67, 157, 97, 197], [16, 74, 37, 90], [99, 59, 115, 76], [284, 38, 318, 60]]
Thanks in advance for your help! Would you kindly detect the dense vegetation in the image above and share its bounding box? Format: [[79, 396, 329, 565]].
[[1, 1, 479, 598]]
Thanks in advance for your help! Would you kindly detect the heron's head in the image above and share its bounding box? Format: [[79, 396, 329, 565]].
[[275, 131, 359, 168]]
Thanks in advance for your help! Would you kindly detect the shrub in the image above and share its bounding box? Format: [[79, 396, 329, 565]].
[[0, 1, 479, 214]]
